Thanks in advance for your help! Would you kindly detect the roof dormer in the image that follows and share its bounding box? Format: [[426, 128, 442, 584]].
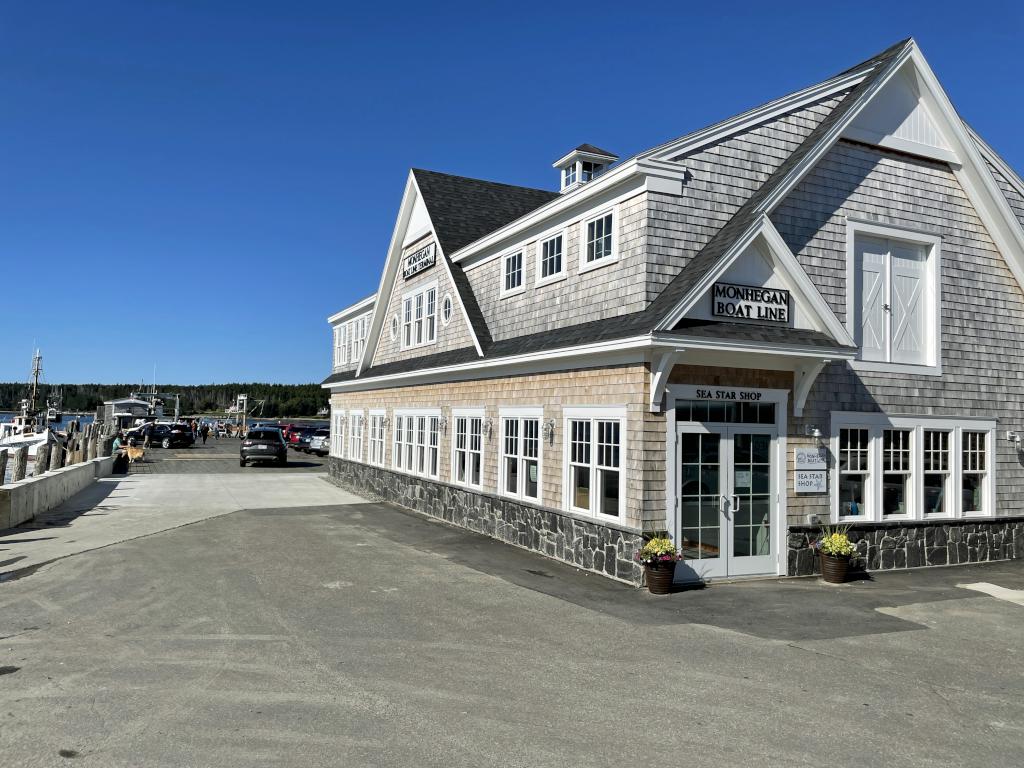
[[553, 144, 618, 193]]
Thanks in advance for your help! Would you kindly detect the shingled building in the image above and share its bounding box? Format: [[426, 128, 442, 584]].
[[324, 40, 1024, 585]]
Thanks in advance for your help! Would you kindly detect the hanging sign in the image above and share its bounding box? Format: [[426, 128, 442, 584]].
[[403, 243, 436, 279], [711, 282, 790, 323]]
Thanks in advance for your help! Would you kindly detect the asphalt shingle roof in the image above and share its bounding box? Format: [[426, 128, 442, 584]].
[[324, 40, 912, 387]]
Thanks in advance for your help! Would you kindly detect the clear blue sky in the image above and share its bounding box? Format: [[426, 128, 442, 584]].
[[1, 0, 1020, 384]]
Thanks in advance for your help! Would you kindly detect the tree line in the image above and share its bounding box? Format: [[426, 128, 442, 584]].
[[0, 382, 328, 418]]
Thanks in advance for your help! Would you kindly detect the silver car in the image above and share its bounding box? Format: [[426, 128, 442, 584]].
[[308, 429, 330, 457]]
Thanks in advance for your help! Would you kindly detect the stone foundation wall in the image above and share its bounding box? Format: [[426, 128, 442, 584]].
[[787, 518, 1024, 576], [328, 456, 645, 585]]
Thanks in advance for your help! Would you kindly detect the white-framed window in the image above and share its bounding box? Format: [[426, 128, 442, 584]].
[[846, 221, 941, 375], [348, 411, 364, 462], [501, 251, 524, 297], [401, 283, 437, 349], [441, 293, 453, 326], [563, 164, 577, 189], [499, 408, 542, 502], [333, 324, 347, 367], [351, 313, 369, 363], [393, 411, 439, 478], [563, 407, 626, 519], [390, 314, 399, 341], [579, 209, 616, 273], [536, 229, 567, 286], [831, 413, 995, 522], [330, 408, 345, 458], [452, 409, 484, 488], [368, 411, 386, 466]]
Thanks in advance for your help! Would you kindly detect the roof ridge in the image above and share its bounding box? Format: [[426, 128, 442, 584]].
[[411, 167, 555, 196], [642, 38, 912, 329]]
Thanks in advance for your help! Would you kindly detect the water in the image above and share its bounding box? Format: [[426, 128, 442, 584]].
[[1, 413, 95, 484]]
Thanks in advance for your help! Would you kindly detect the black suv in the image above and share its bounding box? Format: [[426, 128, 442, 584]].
[[240, 428, 288, 467], [127, 423, 194, 449]]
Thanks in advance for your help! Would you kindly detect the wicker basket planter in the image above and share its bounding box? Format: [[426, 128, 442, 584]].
[[819, 552, 850, 584], [644, 563, 676, 594]]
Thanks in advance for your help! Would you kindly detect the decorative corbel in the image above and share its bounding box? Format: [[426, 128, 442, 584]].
[[649, 349, 682, 413], [793, 359, 830, 417]]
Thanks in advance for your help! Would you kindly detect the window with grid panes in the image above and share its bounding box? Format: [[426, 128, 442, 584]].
[[838, 428, 869, 517], [454, 416, 482, 487], [923, 430, 950, 515], [585, 213, 613, 263], [882, 429, 912, 516], [368, 414, 385, 466], [962, 431, 986, 514], [503, 251, 523, 293], [540, 235, 563, 280], [568, 416, 623, 518], [501, 417, 540, 501]]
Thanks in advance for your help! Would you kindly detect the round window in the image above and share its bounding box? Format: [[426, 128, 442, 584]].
[[442, 294, 453, 326], [390, 314, 399, 340]]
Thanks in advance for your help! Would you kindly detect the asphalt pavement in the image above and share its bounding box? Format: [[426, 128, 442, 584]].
[[1, 444, 1023, 767]]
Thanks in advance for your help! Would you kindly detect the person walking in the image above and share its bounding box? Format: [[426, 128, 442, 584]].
[[200, 423, 209, 445]]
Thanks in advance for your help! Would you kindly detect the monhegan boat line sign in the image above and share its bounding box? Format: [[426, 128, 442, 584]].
[[711, 282, 791, 323]]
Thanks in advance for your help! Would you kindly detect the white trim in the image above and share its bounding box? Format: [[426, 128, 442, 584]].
[[330, 407, 346, 458], [844, 219, 942, 374], [451, 408, 485, 490], [562, 406, 628, 523], [535, 226, 569, 287], [400, 280, 439, 351], [440, 293, 453, 327], [347, 409, 364, 463], [830, 412, 997, 523], [578, 207, 618, 275], [665, 385, 789, 578], [655, 214, 856, 348], [499, 248, 526, 298], [327, 294, 376, 325], [497, 408, 544, 505]]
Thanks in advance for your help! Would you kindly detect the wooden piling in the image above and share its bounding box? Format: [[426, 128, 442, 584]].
[[35, 443, 51, 475], [0, 449, 7, 485], [12, 446, 28, 482], [48, 441, 63, 472]]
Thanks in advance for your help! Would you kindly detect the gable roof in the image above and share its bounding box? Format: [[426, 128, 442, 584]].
[[411, 169, 558, 256], [329, 38, 1023, 388]]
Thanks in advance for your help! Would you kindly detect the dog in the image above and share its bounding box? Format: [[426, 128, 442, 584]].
[[126, 443, 145, 464]]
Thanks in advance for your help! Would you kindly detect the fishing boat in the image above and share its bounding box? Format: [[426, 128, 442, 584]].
[[0, 351, 56, 457]]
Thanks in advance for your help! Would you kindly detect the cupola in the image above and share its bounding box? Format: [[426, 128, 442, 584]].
[[553, 144, 618, 193]]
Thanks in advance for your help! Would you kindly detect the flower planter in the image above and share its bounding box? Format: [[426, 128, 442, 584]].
[[644, 563, 676, 594], [819, 552, 850, 584]]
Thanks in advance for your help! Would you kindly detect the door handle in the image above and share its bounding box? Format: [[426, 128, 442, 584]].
[[731, 495, 740, 513]]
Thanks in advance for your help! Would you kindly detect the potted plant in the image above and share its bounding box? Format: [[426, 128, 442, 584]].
[[813, 525, 856, 584], [635, 536, 681, 594]]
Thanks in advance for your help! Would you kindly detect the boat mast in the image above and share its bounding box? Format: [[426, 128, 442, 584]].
[[30, 350, 42, 416]]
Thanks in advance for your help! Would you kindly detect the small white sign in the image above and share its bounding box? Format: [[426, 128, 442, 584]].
[[735, 470, 752, 489], [794, 446, 828, 471], [403, 242, 436, 279], [795, 470, 827, 494]]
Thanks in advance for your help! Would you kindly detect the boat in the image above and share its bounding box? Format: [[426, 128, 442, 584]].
[[0, 351, 56, 458]]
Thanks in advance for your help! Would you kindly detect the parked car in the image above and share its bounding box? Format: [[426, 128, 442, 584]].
[[293, 427, 319, 452], [240, 428, 287, 467], [126, 422, 195, 449], [308, 429, 330, 457]]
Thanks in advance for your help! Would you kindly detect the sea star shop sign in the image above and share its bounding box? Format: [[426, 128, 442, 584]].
[[403, 243, 436, 279], [712, 282, 790, 323]]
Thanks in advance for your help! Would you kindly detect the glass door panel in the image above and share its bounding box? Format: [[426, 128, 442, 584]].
[[678, 432, 723, 574]]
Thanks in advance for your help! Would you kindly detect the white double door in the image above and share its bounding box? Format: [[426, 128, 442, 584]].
[[676, 425, 777, 580]]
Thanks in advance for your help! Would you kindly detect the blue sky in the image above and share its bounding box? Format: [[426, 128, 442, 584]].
[[1, 0, 1021, 384]]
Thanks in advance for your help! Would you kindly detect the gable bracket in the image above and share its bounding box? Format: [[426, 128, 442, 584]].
[[650, 349, 683, 412], [793, 359, 830, 417]]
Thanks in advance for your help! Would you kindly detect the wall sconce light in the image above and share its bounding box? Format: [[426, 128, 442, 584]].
[[804, 425, 822, 439], [382, 416, 391, 429], [1007, 431, 1022, 451], [482, 418, 493, 439], [356, 414, 365, 426], [438, 415, 448, 433], [542, 419, 556, 443]]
